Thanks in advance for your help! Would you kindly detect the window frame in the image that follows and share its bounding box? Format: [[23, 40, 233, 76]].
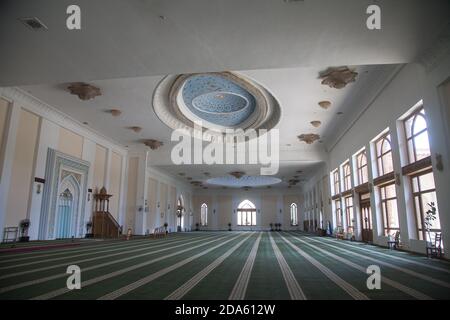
[[343, 161, 352, 191], [379, 182, 400, 236], [410, 169, 440, 241], [404, 106, 430, 164], [290, 203, 298, 226], [356, 149, 368, 185], [344, 196, 354, 232], [334, 199, 342, 228], [200, 203, 208, 226], [237, 200, 257, 226], [375, 132, 394, 177], [332, 169, 340, 195]]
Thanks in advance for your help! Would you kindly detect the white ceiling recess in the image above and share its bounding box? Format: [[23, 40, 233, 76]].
[[1, 0, 449, 86]]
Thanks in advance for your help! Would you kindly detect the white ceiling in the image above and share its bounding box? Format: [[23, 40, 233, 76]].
[[4, 0, 449, 186], [20, 63, 399, 184], [1, 0, 449, 86]]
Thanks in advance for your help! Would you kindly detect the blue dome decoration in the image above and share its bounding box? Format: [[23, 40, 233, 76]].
[[206, 175, 281, 188], [181, 74, 256, 127]]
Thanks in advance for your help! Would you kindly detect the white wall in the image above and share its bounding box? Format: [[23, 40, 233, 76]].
[[303, 57, 450, 257], [192, 188, 303, 231], [0, 87, 128, 240]]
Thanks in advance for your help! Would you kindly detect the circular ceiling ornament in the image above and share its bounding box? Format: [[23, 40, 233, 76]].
[[206, 175, 281, 188], [153, 71, 281, 140]]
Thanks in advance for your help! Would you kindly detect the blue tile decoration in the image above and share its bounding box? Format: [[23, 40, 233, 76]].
[[206, 175, 281, 188], [181, 74, 256, 126]]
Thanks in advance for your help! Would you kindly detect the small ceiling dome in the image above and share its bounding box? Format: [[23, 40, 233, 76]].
[[153, 71, 280, 140], [206, 175, 281, 188]]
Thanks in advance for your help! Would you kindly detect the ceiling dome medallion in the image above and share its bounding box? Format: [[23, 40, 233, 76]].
[[207, 175, 281, 188], [68, 82, 101, 100], [298, 133, 321, 144], [143, 139, 163, 150], [109, 109, 122, 117], [129, 126, 142, 133], [318, 101, 332, 109], [153, 71, 281, 140], [229, 171, 246, 179], [319, 67, 358, 89]]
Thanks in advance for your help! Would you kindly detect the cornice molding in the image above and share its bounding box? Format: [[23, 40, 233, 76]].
[[0, 87, 127, 156]]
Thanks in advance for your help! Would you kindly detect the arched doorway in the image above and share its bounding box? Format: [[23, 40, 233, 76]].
[[176, 196, 184, 232], [237, 200, 256, 227]]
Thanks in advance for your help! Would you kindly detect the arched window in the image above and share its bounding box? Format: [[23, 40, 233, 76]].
[[356, 150, 368, 185], [343, 162, 352, 191], [332, 169, 340, 195], [200, 203, 208, 226], [290, 203, 298, 226], [375, 133, 394, 176], [404, 107, 430, 163], [237, 200, 256, 226]]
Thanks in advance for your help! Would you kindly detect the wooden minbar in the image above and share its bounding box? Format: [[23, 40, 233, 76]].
[[92, 187, 121, 238]]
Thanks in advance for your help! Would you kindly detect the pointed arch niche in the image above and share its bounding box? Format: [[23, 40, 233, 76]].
[[39, 149, 90, 239]]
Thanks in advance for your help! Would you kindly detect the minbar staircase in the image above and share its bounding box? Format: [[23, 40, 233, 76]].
[[92, 187, 121, 239], [93, 211, 120, 238]]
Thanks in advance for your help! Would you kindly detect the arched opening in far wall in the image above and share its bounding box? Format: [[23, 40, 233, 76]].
[[237, 200, 256, 226]]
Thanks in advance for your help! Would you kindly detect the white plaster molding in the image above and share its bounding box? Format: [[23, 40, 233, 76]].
[[0, 87, 127, 156]]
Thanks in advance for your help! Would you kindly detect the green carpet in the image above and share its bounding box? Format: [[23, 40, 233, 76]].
[[0, 231, 449, 300]]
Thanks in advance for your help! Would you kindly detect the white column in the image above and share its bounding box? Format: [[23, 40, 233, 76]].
[[103, 148, 112, 191], [134, 151, 148, 235], [28, 119, 60, 240], [0, 100, 21, 236], [118, 154, 128, 227]]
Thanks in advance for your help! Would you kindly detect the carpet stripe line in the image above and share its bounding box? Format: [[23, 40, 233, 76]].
[[287, 233, 432, 300], [29, 234, 234, 300], [97, 233, 247, 300], [0, 235, 212, 280], [0, 234, 218, 295], [0, 237, 174, 261], [0, 237, 186, 270], [269, 233, 306, 300], [0, 235, 192, 264], [165, 232, 256, 300], [0, 233, 220, 260], [279, 234, 369, 300], [313, 235, 450, 274], [228, 233, 262, 300], [304, 235, 450, 289]]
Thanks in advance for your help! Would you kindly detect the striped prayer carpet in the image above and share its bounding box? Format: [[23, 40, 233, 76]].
[[0, 231, 449, 300]]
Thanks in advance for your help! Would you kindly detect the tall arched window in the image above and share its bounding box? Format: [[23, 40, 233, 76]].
[[332, 169, 340, 195], [343, 161, 352, 191], [375, 133, 394, 176], [200, 203, 208, 226], [237, 200, 256, 226], [356, 150, 368, 185], [290, 203, 298, 226], [404, 107, 430, 163]]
